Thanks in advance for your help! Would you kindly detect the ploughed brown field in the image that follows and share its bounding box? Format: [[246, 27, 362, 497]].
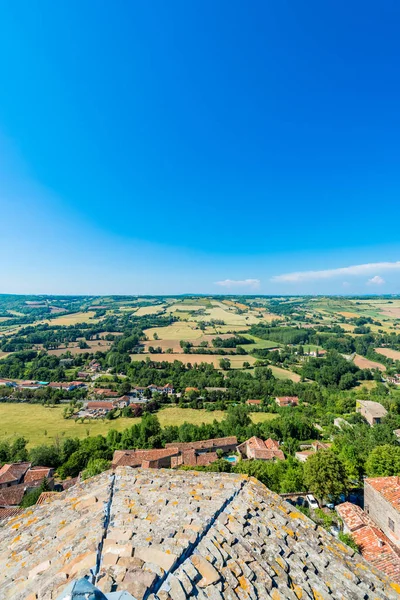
[[375, 347, 400, 361], [353, 353, 386, 371]]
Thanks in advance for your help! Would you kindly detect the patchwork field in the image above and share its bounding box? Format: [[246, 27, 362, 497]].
[[0, 404, 276, 447], [130, 353, 258, 369], [268, 365, 301, 382], [41, 311, 100, 326], [142, 333, 234, 353], [195, 303, 260, 326], [144, 322, 210, 341], [134, 305, 165, 316], [353, 354, 386, 371], [375, 347, 400, 361], [46, 339, 113, 356]]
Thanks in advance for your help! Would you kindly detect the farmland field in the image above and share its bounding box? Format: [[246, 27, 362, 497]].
[[375, 347, 400, 361], [130, 353, 257, 369], [0, 404, 276, 447], [134, 305, 165, 316], [268, 365, 301, 382], [46, 339, 113, 356], [353, 354, 386, 371], [144, 322, 210, 341], [41, 311, 100, 326]]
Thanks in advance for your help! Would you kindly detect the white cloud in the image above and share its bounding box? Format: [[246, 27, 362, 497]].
[[342, 281, 350, 287], [271, 261, 400, 283], [215, 278, 260, 289], [367, 275, 385, 285]]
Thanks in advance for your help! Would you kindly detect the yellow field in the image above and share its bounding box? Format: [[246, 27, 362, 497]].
[[375, 347, 400, 361], [194, 303, 260, 326], [134, 305, 165, 316], [130, 353, 257, 369], [0, 404, 277, 447], [41, 311, 100, 326], [166, 304, 205, 313], [144, 322, 206, 341]]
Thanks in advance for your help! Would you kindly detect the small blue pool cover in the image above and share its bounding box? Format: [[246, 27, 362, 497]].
[[56, 577, 107, 600]]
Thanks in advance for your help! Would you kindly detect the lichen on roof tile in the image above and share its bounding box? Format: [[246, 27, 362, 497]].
[[0, 467, 399, 599]]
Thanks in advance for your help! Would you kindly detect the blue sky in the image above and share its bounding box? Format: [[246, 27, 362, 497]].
[[1, 1, 400, 295]]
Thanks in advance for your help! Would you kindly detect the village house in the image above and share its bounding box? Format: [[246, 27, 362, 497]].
[[356, 400, 388, 426], [91, 388, 119, 398], [165, 436, 238, 455], [0, 463, 54, 506], [295, 441, 331, 463], [112, 447, 181, 469], [0, 462, 31, 489], [86, 401, 115, 415], [275, 396, 299, 408], [246, 399, 262, 406], [237, 436, 285, 461], [364, 476, 400, 547], [112, 438, 238, 471], [337, 501, 400, 583], [89, 360, 101, 372]]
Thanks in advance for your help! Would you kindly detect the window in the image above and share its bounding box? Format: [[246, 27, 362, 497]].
[[389, 518, 395, 532]]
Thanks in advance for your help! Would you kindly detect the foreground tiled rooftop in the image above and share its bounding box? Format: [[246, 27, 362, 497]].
[[1, 468, 400, 599]]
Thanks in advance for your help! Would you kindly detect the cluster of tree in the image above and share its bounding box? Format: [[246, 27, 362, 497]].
[[248, 325, 314, 345], [300, 350, 365, 389], [212, 335, 251, 348]]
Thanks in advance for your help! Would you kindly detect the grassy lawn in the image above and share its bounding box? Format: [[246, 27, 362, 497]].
[[249, 413, 278, 424], [0, 404, 277, 447], [268, 365, 301, 382]]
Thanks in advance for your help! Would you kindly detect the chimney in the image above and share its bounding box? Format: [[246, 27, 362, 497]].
[[378, 539, 384, 548]]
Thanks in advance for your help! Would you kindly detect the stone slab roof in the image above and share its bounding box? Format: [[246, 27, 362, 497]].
[[357, 400, 388, 417], [1, 468, 400, 599], [165, 436, 237, 451]]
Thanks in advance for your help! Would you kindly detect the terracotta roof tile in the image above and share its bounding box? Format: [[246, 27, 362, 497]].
[[0, 483, 26, 506], [365, 476, 400, 512], [337, 502, 400, 583], [165, 436, 237, 451], [0, 462, 31, 486]]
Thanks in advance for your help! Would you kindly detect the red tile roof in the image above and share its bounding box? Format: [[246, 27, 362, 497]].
[[62, 477, 78, 491], [112, 447, 180, 469], [246, 399, 262, 405], [87, 401, 114, 410], [24, 467, 53, 484], [0, 507, 23, 522], [275, 396, 299, 407], [0, 462, 31, 486], [36, 492, 58, 505], [237, 437, 284, 461], [165, 436, 237, 451], [337, 502, 400, 583], [365, 476, 400, 512]]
